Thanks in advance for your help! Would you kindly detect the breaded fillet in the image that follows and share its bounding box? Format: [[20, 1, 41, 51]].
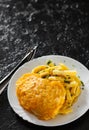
[[16, 73, 66, 120]]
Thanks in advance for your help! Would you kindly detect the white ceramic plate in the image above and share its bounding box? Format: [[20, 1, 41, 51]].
[[7, 55, 89, 126]]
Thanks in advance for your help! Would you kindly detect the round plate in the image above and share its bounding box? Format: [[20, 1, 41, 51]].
[[7, 55, 89, 126]]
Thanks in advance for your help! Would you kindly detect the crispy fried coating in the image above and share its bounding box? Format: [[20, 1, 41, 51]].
[[16, 73, 66, 120]]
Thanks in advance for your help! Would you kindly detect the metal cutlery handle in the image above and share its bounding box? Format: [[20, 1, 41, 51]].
[[0, 45, 38, 94]]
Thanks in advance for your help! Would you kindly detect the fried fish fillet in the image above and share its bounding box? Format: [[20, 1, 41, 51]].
[[16, 73, 66, 120]]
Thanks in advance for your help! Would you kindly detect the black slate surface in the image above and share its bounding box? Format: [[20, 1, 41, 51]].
[[0, 0, 89, 129]]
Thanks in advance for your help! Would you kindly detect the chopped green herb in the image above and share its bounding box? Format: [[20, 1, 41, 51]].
[[42, 75, 49, 78], [64, 80, 70, 84], [66, 75, 71, 79], [46, 60, 56, 66], [81, 81, 84, 86], [78, 75, 80, 78], [47, 60, 52, 65], [81, 87, 84, 90], [54, 63, 56, 66]]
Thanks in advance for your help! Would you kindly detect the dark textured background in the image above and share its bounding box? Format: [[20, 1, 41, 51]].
[[0, 0, 89, 129]]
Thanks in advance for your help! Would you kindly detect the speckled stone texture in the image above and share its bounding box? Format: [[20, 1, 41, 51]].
[[0, 0, 89, 81], [0, 0, 89, 130]]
